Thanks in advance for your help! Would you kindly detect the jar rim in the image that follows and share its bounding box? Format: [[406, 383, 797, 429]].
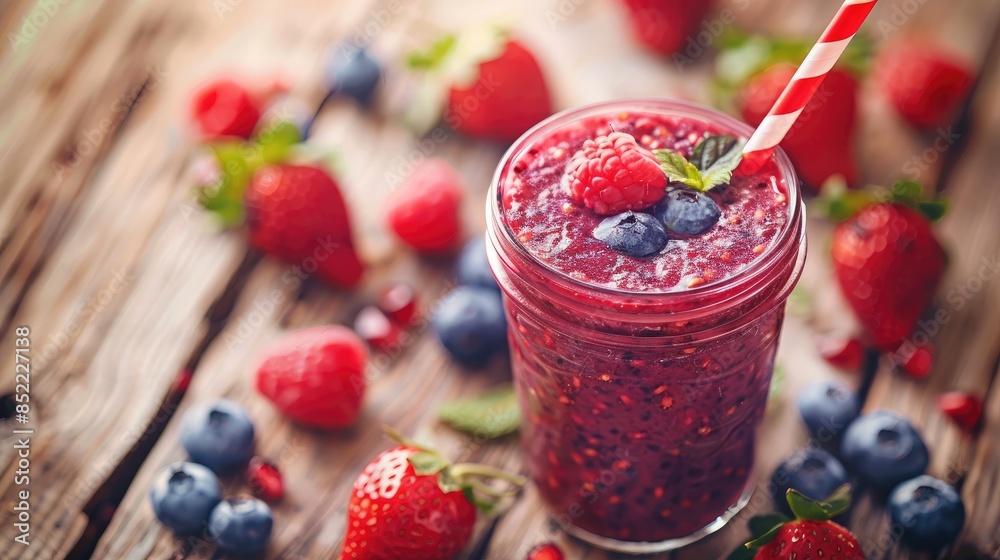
[[486, 98, 805, 314]]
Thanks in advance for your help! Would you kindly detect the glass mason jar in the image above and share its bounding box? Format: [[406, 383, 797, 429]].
[[485, 100, 806, 553]]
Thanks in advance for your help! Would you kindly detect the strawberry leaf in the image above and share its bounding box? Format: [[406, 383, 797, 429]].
[[406, 35, 457, 69], [255, 119, 301, 163], [654, 149, 705, 191], [438, 385, 521, 439], [916, 199, 949, 222], [787, 484, 852, 521], [408, 451, 450, 476], [744, 521, 784, 549], [749, 513, 790, 537]]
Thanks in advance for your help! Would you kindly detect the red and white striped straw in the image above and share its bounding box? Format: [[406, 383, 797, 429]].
[[739, 0, 879, 173]]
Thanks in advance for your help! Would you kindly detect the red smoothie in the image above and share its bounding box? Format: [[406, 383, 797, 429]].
[[486, 100, 806, 552]]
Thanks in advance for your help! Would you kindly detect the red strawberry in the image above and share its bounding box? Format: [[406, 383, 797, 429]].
[[565, 132, 668, 215], [874, 40, 975, 130], [739, 65, 859, 190], [733, 486, 865, 560], [937, 391, 983, 433], [339, 439, 525, 560], [618, 0, 715, 55], [254, 326, 367, 429], [831, 201, 945, 352], [190, 79, 263, 140], [386, 159, 464, 254], [246, 164, 364, 288], [526, 543, 564, 560], [816, 335, 863, 372], [445, 39, 552, 142], [900, 341, 934, 378]]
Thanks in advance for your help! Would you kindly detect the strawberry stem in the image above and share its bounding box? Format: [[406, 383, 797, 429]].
[[451, 463, 527, 487]]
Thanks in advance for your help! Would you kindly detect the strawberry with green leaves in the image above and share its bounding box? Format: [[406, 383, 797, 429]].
[[729, 486, 866, 560], [406, 29, 553, 143], [339, 431, 525, 560], [716, 32, 870, 191], [197, 119, 365, 289], [823, 181, 947, 353]]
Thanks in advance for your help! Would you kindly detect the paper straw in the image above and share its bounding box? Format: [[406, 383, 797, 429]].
[[739, 0, 879, 173]]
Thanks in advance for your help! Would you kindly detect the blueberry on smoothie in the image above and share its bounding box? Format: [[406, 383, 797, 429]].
[[593, 212, 668, 257], [770, 447, 849, 517], [180, 399, 256, 473], [654, 188, 721, 235]]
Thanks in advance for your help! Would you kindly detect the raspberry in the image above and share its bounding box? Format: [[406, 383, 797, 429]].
[[386, 159, 464, 254], [564, 132, 667, 215]]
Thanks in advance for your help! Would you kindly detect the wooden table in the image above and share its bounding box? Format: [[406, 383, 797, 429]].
[[1, 0, 999, 558]]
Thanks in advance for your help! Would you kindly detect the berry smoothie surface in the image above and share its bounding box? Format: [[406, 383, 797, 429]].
[[494, 107, 797, 546], [500, 111, 789, 293]]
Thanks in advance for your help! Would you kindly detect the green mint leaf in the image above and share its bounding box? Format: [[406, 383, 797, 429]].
[[916, 199, 948, 222], [406, 35, 456, 70], [692, 135, 740, 172], [701, 169, 734, 191], [787, 485, 852, 521], [654, 149, 704, 191], [408, 451, 450, 476], [438, 385, 520, 439], [749, 514, 790, 538]]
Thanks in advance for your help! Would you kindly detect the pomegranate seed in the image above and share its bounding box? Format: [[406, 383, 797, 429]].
[[377, 283, 419, 326], [937, 392, 983, 433], [902, 343, 934, 378], [816, 335, 863, 371], [354, 306, 401, 351], [246, 456, 284, 501], [526, 543, 564, 560]]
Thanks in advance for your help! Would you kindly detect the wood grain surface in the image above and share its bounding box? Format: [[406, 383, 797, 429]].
[[0, 0, 998, 559]]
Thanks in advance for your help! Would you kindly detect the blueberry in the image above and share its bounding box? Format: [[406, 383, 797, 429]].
[[840, 410, 929, 492], [181, 399, 256, 473], [324, 46, 381, 105], [431, 287, 507, 367], [889, 475, 965, 551], [653, 188, 721, 235], [593, 211, 668, 257], [770, 448, 849, 517], [456, 237, 499, 291], [797, 381, 860, 446], [209, 497, 274, 556], [149, 462, 222, 535]]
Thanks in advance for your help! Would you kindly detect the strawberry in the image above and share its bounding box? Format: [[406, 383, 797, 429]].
[[407, 32, 553, 143], [246, 456, 284, 501], [254, 326, 367, 429], [617, 0, 715, 55], [873, 40, 975, 130], [339, 434, 525, 560], [828, 182, 947, 352], [565, 132, 668, 215], [246, 164, 364, 288], [900, 340, 934, 378], [738, 65, 860, 190], [190, 79, 263, 140], [728, 486, 865, 560], [386, 158, 464, 254], [937, 391, 983, 433]]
